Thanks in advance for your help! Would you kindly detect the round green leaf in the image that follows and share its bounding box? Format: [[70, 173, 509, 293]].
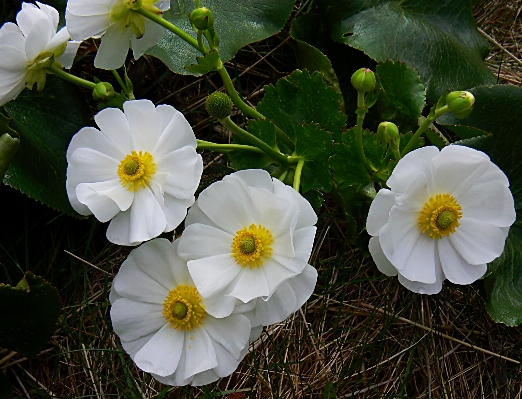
[[147, 0, 295, 75], [317, 0, 496, 103], [2, 75, 90, 217]]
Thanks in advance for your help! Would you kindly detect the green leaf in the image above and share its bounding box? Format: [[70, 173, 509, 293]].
[[318, 0, 496, 104], [294, 123, 333, 193], [147, 0, 295, 75], [290, 14, 344, 111], [0, 133, 20, 182], [2, 75, 89, 217], [0, 272, 61, 357], [257, 70, 347, 143], [329, 128, 387, 188], [184, 50, 222, 74], [419, 116, 449, 149], [303, 189, 324, 212], [435, 85, 522, 325], [376, 60, 426, 128], [230, 119, 277, 170]]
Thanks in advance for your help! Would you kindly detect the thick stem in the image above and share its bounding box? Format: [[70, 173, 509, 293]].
[[293, 158, 305, 191], [400, 105, 450, 157], [136, 8, 200, 51], [219, 117, 289, 165], [196, 31, 207, 53], [45, 65, 97, 90], [217, 67, 264, 119], [196, 139, 265, 154]]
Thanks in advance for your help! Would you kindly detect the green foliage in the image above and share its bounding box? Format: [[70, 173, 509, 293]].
[[2, 76, 89, 217], [437, 85, 522, 326], [185, 50, 222, 74], [290, 14, 344, 110], [317, 0, 496, 103], [0, 131, 20, 182], [376, 61, 426, 129], [147, 0, 295, 75], [0, 272, 61, 357], [230, 119, 277, 170]]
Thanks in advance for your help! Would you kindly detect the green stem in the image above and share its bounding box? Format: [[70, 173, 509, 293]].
[[219, 117, 289, 165], [136, 8, 200, 52], [111, 70, 126, 92], [45, 65, 96, 90], [293, 158, 305, 191], [196, 31, 207, 53], [355, 90, 374, 172], [196, 139, 265, 154], [203, 30, 216, 50], [391, 140, 401, 161], [277, 166, 289, 182], [400, 105, 450, 157]]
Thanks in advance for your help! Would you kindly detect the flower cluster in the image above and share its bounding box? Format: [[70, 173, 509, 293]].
[[366, 145, 515, 294], [108, 168, 318, 385], [0, 2, 79, 106]]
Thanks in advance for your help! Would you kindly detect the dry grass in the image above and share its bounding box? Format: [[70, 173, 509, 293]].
[[2, 1, 522, 398]]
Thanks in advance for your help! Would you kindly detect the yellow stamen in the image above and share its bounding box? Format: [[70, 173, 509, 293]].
[[117, 150, 156, 192], [163, 285, 206, 331], [418, 193, 462, 239], [231, 223, 274, 268]]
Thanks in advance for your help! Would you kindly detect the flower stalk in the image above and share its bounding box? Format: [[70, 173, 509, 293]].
[[196, 139, 265, 154], [355, 91, 375, 172], [45, 65, 97, 90], [293, 158, 305, 191]]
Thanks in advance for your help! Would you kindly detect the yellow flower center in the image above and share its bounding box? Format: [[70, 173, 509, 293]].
[[117, 150, 156, 192], [231, 224, 274, 269], [162, 285, 206, 331], [418, 193, 463, 239], [109, 0, 162, 38]]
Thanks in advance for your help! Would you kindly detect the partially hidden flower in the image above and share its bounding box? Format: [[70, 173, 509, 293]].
[[66, 99, 203, 246], [0, 2, 80, 106], [65, 0, 170, 70], [177, 169, 318, 318], [366, 145, 516, 294], [110, 238, 252, 386]]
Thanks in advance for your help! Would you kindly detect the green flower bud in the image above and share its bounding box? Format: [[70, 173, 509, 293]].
[[190, 7, 214, 31], [92, 82, 117, 102], [376, 121, 399, 144], [205, 92, 233, 119], [351, 68, 376, 93], [446, 91, 475, 119]]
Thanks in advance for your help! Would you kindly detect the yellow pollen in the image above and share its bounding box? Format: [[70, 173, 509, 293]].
[[418, 193, 463, 239], [163, 285, 206, 331], [117, 150, 156, 192], [232, 224, 274, 269]]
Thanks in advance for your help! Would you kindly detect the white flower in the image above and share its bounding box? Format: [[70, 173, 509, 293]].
[[110, 238, 252, 386], [177, 169, 318, 318], [66, 99, 203, 246], [65, 0, 170, 70], [366, 145, 516, 294], [0, 2, 80, 106]]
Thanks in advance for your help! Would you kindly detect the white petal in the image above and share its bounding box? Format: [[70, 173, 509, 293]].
[[154, 109, 197, 157], [203, 314, 250, 360], [397, 254, 445, 295], [387, 146, 438, 193], [0, 78, 26, 106], [163, 194, 193, 231], [0, 42, 28, 70], [366, 189, 396, 236], [120, 331, 155, 358], [65, 10, 110, 40], [207, 341, 244, 378], [272, 179, 318, 230], [94, 107, 131, 151], [134, 323, 184, 377], [57, 40, 81, 69], [458, 181, 515, 227], [449, 218, 508, 265], [76, 180, 127, 222], [190, 368, 220, 386], [438, 238, 487, 284], [128, 187, 166, 244], [24, 18, 53, 62], [178, 224, 232, 259], [224, 169, 274, 192], [185, 201, 218, 228], [94, 22, 131, 70], [160, 147, 203, 199], [112, 256, 169, 303], [202, 292, 239, 319], [250, 326, 263, 342], [186, 254, 241, 299], [123, 99, 162, 150], [129, 238, 178, 290], [107, 209, 134, 245], [368, 236, 398, 276], [67, 126, 126, 163], [66, 0, 112, 17], [246, 280, 296, 327], [228, 267, 269, 303], [131, 18, 164, 59], [46, 26, 71, 52], [110, 298, 165, 342], [182, 327, 217, 379]]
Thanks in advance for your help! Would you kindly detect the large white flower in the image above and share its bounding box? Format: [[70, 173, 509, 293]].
[[366, 145, 516, 294], [66, 99, 203, 246], [177, 169, 318, 318], [110, 238, 252, 386], [0, 2, 80, 106], [65, 0, 169, 70]]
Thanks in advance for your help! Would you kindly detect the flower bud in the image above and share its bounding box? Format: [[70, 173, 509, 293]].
[[446, 91, 475, 119], [351, 68, 376, 93], [190, 7, 214, 31], [376, 121, 399, 144], [92, 82, 117, 102], [205, 92, 233, 119]]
